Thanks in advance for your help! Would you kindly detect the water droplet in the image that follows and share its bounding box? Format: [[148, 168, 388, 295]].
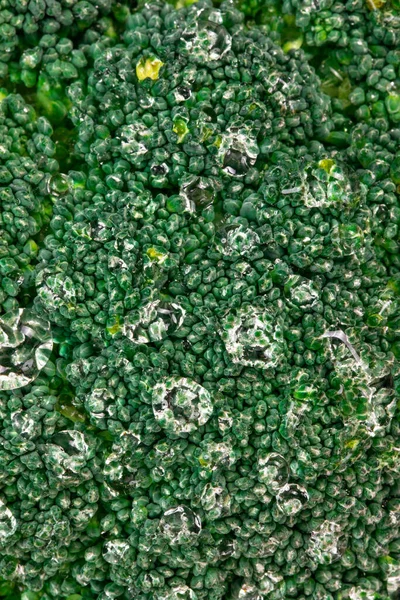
[[154, 440, 176, 466], [155, 586, 197, 600], [234, 262, 253, 278], [151, 163, 169, 176], [306, 521, 346, 564], [280, 398, 310, 441], [353, 384, 392, 438], [236, 582, 263, 600], [152, 377, 213, 435], [180, 176, 216, 210], [322, 329, 364, 366], [51, 430, 90, 457], [317, 159, 366, 208], [138, 91, 155, 110], [200, 483, 231, 519], [198, 441, 237, 470], [221, 306, 285, 368], [215, 224, 260, 257], [118, 123, 150, 162], [258, 572, 285, 597], [223, 150, 251, 176], [85, 387, 114, 423], [257, 537, 280, 558], [257, 452, 289, 494], [331, 223, 365, 257], [347, 587, 382, 600], [71, 222, 92, 240], [89, 218, 114, 243], [0, 500, 17, 541], [199, 20, 231, 61], [11, 410, 37, 439], [261, 166, 288, 204], [221, 130, 259, 177], [108, 255, 128, 272], [122, 300, 186, 343], [276, 483, 308, 516], [103, 539, 131, 565], [387, 500, 400, 527], [175, 86, 192, 102], [36, 272, 76, 312], [47, 173, 70, 196], [104, 454, 135, 491], [42, 431, 92, 483], [264, 70, 292, 95], [321, 330, 375, 387], [218, 538, 237, 560], [181, 11, 231, 63], [103, 430, 141, 491], [160, 505, 201, 545], [285, 276, 319, 308], [0, 309, 53, 390], [265, 158, 366, 209], [218, 410, 233, 434], [143, 247, 170, 281]]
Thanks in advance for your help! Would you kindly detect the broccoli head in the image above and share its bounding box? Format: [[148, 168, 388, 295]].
[[0, 1, 399, 600]]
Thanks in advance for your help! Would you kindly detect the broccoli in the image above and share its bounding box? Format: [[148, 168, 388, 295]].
[[0, 0, 118, 79], [0, 0, 399, 599], [0, 0, 132, 126], [243, 0, 400, 268], [0, 93, 58, 313]]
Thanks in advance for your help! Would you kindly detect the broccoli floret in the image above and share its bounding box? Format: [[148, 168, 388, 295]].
[[271, 0, 400, 271], [279, 0, 400, 125], [0, 0, 131, 130], [0, 0, 399, 599], [30, 0, 339, 347], [0, 0, 116, 75], [0, 93, 57, 313]]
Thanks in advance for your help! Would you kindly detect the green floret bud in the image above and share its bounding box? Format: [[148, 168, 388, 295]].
[[385, 93, 400, 123]]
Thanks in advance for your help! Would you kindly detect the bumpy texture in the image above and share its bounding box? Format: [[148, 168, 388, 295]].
[[0, 0, 116, 77], [0, 0, 400, 600], [0, 93, 57, 312]]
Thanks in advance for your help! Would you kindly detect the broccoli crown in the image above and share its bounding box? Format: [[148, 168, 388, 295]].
[[0, 0, 399, 600]]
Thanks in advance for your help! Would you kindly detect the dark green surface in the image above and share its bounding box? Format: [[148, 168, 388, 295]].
[[0, 0, 400, 599]]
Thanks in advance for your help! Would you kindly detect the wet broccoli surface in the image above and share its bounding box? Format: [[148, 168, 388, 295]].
[[0, 1, 400, 599]]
